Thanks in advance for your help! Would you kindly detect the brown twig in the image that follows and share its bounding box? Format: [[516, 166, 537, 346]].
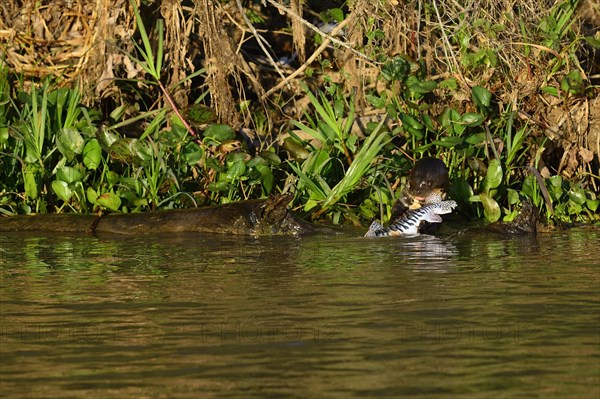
[[235, 0, 288, 85], [262, 0, 370, 62], [157, 81, 203, 146], [261, 16, 352, 100], [525, 166, 554, 215]]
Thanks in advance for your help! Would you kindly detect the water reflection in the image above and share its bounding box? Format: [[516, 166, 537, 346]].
[[1, 228, 598, 398]]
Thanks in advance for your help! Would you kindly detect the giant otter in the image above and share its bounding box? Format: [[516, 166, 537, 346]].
[[381, 157, 538, 237], [392, 157, 450, 215], [388, 157, 451, 235]]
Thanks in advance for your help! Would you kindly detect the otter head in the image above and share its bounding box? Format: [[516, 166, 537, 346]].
[[402, 157, 449, 209]]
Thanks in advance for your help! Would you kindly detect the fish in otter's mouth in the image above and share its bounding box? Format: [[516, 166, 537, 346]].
[[365, 200, 457, 237]]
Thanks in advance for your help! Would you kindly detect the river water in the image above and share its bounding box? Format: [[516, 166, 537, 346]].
[[0, 226, 598, 398]]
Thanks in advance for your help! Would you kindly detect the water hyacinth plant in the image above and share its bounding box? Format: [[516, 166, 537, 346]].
[[0, 0, 597, 227]]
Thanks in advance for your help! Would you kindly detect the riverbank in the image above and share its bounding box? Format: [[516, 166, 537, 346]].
[[1, 0, 598, 225]]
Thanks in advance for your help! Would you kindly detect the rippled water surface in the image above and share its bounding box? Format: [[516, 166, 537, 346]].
[[1, 227, 598, 398]]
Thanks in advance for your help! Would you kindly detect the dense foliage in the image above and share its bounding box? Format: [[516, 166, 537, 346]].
[[1, 0, 598, 225]]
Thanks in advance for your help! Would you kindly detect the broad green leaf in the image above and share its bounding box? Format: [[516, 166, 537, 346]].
[[449, 177, 473, 203], [86, 187, 98, 204], [546, 175, 564, 201], [304, 198, 319, 211], [23, 165, 39, 199], [503, 209, 518, 222], [472, 86, 492, 113], [584, 36, 600, 49], [567, 199, 582, 215], [207, 181, 231, 192], [561, 70, 584, 95], [328, 8, 344, 22], [0, 127, 8, 144], [203, 124, 235, 143], [183, 142, 203, 165], [56, 127, 85, 161], [421, 115, 436, 131], [106, 171, 120, 186], [96, 127, 119, 150], [381, 56, 410, 82], [83, 139, 102, 170], [480, 192, 501, 222], [226, 152, 248, 164], [366, 93, 387, 109], [205, 157, 224, 172], [407, 78, 438, 94], [586, 199, 599, 212], [438, 78, 458, 90], [568, 187, 586, 205], [482, 159, 502, 192], [96, 192, 121, 211], [256, 164, 274, 194], [225, 160, 246, 181], [507, 188, 520, 205], [109, 138, 138, 163], [258, 150, 281, 166], [52, 180, 72, 202], [466, 132, 486, 145], [405, 125, 424, 139], [400, 113, 423, 130], [461, 112, 485, 127], [453, 123, 466, 136], [400, 113, 424, 138], [56, 165, 83, 184], [431, 136, 464, 148], [247, 155, 268, 168], [440, 108, 461, 135], [411, 143, 432, 154], [540, 86, 559, 97], [186, 104, 217, 124]]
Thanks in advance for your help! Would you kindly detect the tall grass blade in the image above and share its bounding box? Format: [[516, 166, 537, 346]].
[[289, 162, 328, 200], [320, 118, 391, 211], [156, 19, 164, 75], [130, 0, 157, 78]]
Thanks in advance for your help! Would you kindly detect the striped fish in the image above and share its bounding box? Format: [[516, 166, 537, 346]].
[[365, 200, 457, 237]]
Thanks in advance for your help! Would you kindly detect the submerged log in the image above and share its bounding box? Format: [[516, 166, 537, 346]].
[[0, 194, 336, 236], [449, 201, 539, 238]]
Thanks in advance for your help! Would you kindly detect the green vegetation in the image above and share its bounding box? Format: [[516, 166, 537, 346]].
[[1, 0, 598, 225]]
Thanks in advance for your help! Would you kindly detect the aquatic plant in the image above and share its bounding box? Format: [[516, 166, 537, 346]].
[[286, 86, 393, 223], [1, 0, 598, 227]]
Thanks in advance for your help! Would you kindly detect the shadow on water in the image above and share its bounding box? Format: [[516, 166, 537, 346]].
[[0, 227, 598, 398]]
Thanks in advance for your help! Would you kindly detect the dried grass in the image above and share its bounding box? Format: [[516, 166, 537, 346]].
[[0, 0, 135, 102], [0, 0, 597, 183], [159, 0, 192, 108]]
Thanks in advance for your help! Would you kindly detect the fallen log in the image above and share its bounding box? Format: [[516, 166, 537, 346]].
[[0, 194, 336, 236]]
